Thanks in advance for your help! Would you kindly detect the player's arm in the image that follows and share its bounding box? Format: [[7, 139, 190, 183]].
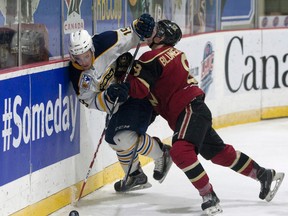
[[78, 81, 126, 115], [127, 57, 163, 98], [94, 13, 155, 61], [75, 65, 128, 114]]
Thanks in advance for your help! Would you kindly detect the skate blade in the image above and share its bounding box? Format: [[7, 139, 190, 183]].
[[205, 204, 223, 216], [265, 172, 285, 202], [119, 182, 152, 193], [158, 158, 173, 184]]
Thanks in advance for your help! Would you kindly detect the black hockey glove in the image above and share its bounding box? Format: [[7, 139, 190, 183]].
[[132, 13, 155, 39], [105, 83, 130, 103], [114, 52, 133, 79]]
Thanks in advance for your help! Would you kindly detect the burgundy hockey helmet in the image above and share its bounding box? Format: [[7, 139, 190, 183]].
[[156, 20, 182, 46]]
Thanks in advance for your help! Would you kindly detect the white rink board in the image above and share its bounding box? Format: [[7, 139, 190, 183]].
[[1, 28, 288, 215]]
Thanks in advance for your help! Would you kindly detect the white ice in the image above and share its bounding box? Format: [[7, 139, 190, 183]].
[[51, 118, 288, 216]]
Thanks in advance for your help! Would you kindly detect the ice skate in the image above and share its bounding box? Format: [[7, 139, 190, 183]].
[[153, 140, 173, 183], [114, 168, 152, 192], [201, 191, 223, 216], [257, 168, 285, 202]]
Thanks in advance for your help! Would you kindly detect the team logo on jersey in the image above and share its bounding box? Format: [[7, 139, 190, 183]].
[[80, 74, 91, 89], [200, 42, 214, 93]]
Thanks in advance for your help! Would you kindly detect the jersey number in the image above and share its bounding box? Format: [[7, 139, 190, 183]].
[[120, 27, 132, 36]]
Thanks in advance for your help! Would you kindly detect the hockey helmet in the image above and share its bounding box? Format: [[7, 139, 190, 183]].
[[69, 29, 94, 56], [156, 20, 182, 46]]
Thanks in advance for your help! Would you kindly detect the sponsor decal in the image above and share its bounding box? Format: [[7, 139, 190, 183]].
[[225, 36, 288, 92], [200, 41, 214, 93], [64, 0, 84, 34], [0, 68, 80, 186]]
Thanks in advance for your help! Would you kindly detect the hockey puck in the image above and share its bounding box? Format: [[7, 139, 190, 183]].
[[69, 210, 79, 216]]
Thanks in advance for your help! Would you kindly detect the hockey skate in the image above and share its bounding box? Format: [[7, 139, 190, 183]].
[[153, 142, 173, 183], [114, 168, 152, 192], [201, 191, 223, 216], [257, 168, 285, 202]]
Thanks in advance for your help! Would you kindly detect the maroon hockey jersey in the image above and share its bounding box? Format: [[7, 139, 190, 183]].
[[128, 45, 204, 130]]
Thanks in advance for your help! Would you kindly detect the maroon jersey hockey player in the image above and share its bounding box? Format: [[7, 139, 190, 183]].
[[121, 19, 284, 215]]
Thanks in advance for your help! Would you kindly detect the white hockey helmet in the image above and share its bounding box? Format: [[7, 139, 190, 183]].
[[69, 29, 94, 56]]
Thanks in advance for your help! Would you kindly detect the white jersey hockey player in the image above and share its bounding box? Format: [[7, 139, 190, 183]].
[[69, 21, 140, 113], [68, 14, 172, 192]]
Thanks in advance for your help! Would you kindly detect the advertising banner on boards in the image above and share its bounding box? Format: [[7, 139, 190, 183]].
[[0, 67, 80, 186]]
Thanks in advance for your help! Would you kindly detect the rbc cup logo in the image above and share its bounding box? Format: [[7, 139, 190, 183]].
[[273, 16, 279, 27], [64, 0, 84, 34], [200, 42, 214, 93], [284, 16, 288, 27], [262, 17, 268, 28]]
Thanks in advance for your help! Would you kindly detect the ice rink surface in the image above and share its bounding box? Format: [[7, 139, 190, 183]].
[[51, 118, 288, 216]]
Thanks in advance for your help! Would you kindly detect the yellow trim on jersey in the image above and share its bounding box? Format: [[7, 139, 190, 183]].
[[96, 92, 107, 112]]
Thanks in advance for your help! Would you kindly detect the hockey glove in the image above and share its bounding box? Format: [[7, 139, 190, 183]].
[[105, 83, 130, 103], [132, 13, 155, 39], [114, 52, 133, 79]]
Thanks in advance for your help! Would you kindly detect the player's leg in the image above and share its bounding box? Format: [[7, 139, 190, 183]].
[[119, 97, 172, 183], [111, 134, 150, 192], [105, 98, 172, 191], [201, 127, 285, 202], [171, 100, 222, 215], [113, 131, 172, 184], [152, 137, 172, 183]]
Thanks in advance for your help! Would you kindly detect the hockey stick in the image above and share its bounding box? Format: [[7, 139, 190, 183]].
[[75, 39, 142, 203], [120, 136, 140, 191]]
